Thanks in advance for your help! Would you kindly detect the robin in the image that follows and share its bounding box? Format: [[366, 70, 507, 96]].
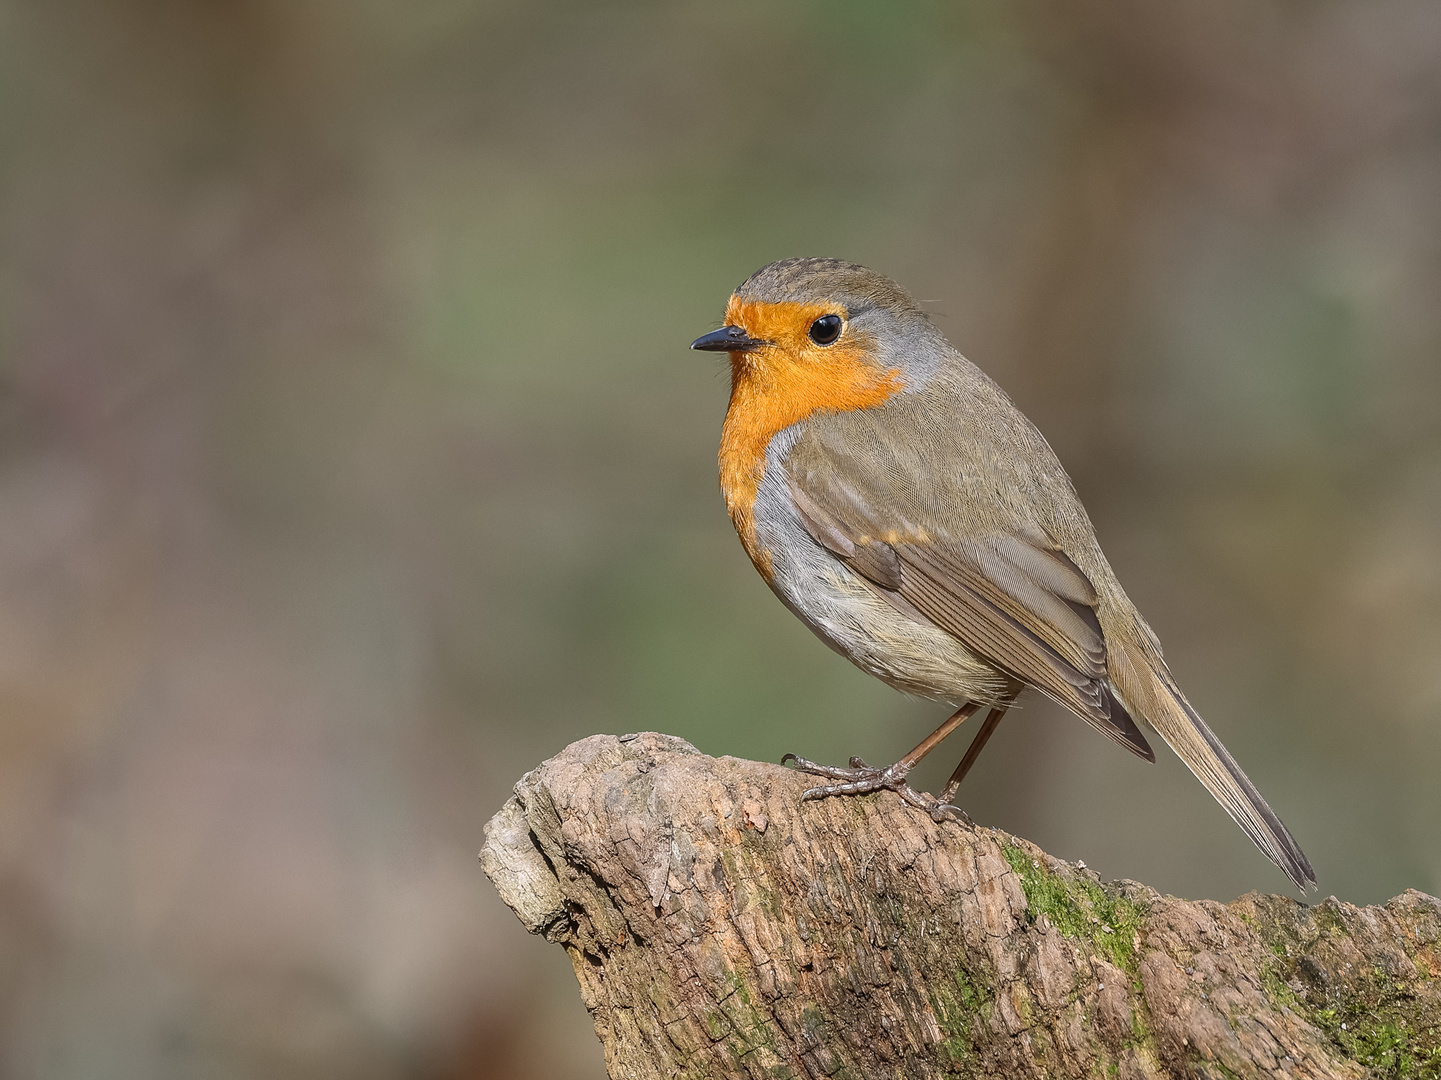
[[691, 258, 1314, 890]]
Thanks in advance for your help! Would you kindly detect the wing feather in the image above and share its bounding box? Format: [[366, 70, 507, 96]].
[[786, 475, 1154, 761]]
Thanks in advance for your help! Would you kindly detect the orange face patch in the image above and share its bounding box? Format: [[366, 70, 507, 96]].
[[718, 297, 903, 576]]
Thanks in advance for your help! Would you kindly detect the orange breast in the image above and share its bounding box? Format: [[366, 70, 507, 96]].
[[718, 298, 903, 577]]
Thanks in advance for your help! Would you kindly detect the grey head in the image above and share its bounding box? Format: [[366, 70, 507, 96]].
[[725, 258, 951, 386], [733, 258, 923, 313]]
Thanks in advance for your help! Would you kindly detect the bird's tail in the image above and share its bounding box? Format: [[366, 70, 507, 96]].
[[1110, 635, 1315, 891]]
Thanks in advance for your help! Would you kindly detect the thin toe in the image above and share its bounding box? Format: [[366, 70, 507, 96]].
[[801, 778, 880, 799], [784, 754, 878, 783], [928, 802, 972, 825]]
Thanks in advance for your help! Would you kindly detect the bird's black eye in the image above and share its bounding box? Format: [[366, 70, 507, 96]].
[[808, 314, 843, 345]]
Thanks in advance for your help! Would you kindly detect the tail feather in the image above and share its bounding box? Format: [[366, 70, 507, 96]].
[[1111, 637, 1316, 890]]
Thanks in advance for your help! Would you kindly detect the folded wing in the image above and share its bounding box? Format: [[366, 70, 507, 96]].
[[786, 476, 1154, 761]]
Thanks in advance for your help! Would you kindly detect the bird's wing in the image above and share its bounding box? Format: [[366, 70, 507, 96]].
[[783, 451, 1154, 762]]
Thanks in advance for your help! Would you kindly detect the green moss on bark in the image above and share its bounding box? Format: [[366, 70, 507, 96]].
[[1306, 973, 1441, 1079], [1000, 843, 1147, 973], [1247, 898, 1441, 1079]]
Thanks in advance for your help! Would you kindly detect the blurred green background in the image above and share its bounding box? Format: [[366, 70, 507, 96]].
[[2, 0, 1439, 1076]]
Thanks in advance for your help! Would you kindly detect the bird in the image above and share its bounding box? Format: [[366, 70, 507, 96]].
[[690, 257, 1315, 890]]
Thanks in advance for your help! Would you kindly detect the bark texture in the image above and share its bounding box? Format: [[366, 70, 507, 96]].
[[480, 733, 1441, 1080]]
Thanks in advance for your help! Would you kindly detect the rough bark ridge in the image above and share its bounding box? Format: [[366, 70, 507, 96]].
[[481, 733, 1441, 1079]]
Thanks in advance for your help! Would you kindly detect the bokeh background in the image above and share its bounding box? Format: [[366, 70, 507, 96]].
[[2, 0, 1439, 1076]]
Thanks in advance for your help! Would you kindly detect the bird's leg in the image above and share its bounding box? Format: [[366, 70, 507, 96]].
[[782, 703, 980, 814], [926, 706, 1008, 823]]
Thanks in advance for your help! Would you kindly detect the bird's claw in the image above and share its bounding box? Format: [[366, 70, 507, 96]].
[[784, 751, 972, 824], [927, 801, 973, 825], [787, 754, 904, 791], [782, 753, 876, 783]]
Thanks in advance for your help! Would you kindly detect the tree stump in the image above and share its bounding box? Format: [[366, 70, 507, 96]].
[[480, 733, 1441, 1079]]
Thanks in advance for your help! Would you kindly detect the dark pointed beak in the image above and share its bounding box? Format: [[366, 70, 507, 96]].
[[690, 325, 768, 352]]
